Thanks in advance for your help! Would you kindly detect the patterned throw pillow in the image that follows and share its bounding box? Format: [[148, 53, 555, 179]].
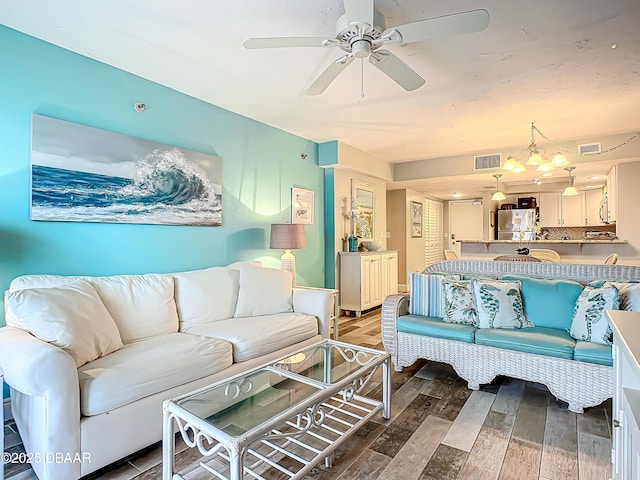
[[603, 282, 640, 311], [442, 280, 478, 326], [409, 273, 461, 317], [472, 279, 533, 329], [569, 285, 620, 345]]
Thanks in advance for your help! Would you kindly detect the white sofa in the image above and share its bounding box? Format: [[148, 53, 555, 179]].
[[0, 261, 335, 480]]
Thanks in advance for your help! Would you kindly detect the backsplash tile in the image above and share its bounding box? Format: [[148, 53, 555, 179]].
[[543, 225, 616, 240]]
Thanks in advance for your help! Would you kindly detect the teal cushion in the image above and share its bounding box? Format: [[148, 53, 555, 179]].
[[502, 275, 584, 330], [474, 327, 576, 360], [573, 341, 613, 366], [396, 315, 476, 343]]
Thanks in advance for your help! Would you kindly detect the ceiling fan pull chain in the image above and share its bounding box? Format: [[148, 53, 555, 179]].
[[360, 58, 365, 99]]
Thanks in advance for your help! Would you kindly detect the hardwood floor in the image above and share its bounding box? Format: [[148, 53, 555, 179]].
[[5, 309, 612, 480]]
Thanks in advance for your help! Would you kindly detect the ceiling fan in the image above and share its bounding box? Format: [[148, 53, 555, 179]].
[[243, 0, 490, 96]]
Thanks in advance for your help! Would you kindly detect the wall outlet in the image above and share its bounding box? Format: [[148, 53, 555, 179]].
[[386, 231, 391, 238]]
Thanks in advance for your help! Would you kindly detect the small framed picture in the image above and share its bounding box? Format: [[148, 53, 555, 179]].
[[411, 201, 423, 238], [291, 187, 314, 224]]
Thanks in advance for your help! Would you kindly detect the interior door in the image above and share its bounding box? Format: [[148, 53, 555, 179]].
[[449, 201, 484, 258]]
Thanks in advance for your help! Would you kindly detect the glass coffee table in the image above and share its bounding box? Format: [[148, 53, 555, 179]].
[[162, 339, 390, 480]]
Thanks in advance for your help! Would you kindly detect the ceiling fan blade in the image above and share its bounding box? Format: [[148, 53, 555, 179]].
[[243, 37, 332, 49], [381, 9, 490, 45], [344, 0, 374, 30], [306, 55, 355, 96], [369, 50, 425, 91]]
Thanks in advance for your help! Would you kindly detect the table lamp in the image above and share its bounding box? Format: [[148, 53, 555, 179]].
[[270, 224, 306, 287]]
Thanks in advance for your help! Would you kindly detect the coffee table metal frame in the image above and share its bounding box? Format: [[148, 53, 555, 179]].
[[162, 339, 390, 480]]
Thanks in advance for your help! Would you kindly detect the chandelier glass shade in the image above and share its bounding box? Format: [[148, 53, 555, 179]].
[[562, 166, 578, 196], [491, 173, 506, 201]]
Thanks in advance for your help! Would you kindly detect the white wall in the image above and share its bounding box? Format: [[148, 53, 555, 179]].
[[616, 161, 640, 265]]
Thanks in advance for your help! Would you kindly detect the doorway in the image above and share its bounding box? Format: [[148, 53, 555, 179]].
[[449, 200, 484, 258]]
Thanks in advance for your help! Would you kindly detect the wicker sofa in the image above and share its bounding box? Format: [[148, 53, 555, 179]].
[[382, 260, 640, 413]]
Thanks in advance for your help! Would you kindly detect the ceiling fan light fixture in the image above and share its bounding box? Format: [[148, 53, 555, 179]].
[[351, 39, 371, 58]]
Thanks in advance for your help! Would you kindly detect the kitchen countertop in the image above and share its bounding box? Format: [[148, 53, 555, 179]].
[[458, 239, 626, 244]]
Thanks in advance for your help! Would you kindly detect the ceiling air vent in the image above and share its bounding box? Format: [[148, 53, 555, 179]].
[[474, 153, 502, 171], [579, 142, 601, 155]]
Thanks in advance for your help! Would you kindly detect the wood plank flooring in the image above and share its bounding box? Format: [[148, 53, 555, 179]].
[[5, 308, 612, 480]]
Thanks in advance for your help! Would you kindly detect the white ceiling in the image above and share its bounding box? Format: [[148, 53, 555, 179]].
[[3, 0, 640, 199]]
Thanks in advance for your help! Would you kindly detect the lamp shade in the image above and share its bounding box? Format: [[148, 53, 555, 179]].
[[270, 224, 306, 249]]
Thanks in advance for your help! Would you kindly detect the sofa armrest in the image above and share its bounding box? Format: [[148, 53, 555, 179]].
[[0, 326, 82, 479], [381, 294, 410, 365], [292, 287, 337, 339]]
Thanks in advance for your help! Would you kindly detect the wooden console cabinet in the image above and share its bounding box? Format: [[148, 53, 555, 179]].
[[608, 310, 640, 480], [339, 250, 398, 317]]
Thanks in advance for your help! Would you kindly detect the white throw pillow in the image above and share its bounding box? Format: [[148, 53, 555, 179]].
[[234, 264, 293, 317], [442, 280, 478, 326], [603, 282, 640, 311], [88, 274, 178, 343], [569, 285, 620, 345], [6, 280, 123, 367], [174, 266, 241, 329], [472, 279, 532, 329]]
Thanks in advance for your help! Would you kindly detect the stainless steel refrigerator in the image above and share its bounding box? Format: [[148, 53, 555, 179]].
[[496, 208, 538, 240]]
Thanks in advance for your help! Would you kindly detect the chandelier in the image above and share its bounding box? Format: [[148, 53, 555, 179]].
[[502, 123, 569, 173], [502, 123, 640, 174]]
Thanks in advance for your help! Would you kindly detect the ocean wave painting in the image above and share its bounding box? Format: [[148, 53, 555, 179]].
[[30, 115, 222, 226]]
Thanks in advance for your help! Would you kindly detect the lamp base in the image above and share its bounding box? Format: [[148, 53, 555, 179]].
[[280, 249, 297, 287]]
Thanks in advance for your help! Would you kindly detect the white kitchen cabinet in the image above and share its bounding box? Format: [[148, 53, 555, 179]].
[[608, 310, 640, 480], [339, 250, 398, 317], [585, 188, 605, 226], [608, 165, 618, 223], [538, 192, 585, 227]]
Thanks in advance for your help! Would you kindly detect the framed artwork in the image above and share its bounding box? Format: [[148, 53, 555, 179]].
[[351, 179, 375, 240], [30, 114, 223, 226], [291, 187, 314, 224], [411, 201, 423, 237]]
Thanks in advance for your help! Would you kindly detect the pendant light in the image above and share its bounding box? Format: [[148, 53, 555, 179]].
[[562, 166, 578, 196], [491, 173, 506, 201]]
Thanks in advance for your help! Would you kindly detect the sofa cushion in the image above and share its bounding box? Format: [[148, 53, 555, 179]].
[[408, 272, 461, 317], [502, 275, 584, 330], [396, 315, 476, 343], [472, 279, 533, 329], [6, 280, 123, 368], [475, 327, 575, 360], [442, 280, 478, 326], [569, 285, 620, 345], [174, 266, 241, 330], [234, 264, 293, 317], [603, 281, 640, 311], [573, 341, 613, 366], [184, 312, 318, 362], [88, 274, 178, 343], [78, 332, 232, 416]]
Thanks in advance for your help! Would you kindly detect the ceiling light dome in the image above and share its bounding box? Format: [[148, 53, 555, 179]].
[[491, 173, 506, 201], [562, 166, 578, 196]]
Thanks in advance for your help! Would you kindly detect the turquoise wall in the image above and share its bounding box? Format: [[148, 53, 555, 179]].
[[0, 26, 326, 318]]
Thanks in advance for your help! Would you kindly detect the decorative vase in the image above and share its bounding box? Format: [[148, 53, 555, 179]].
[[347, 236, 359, 252]]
